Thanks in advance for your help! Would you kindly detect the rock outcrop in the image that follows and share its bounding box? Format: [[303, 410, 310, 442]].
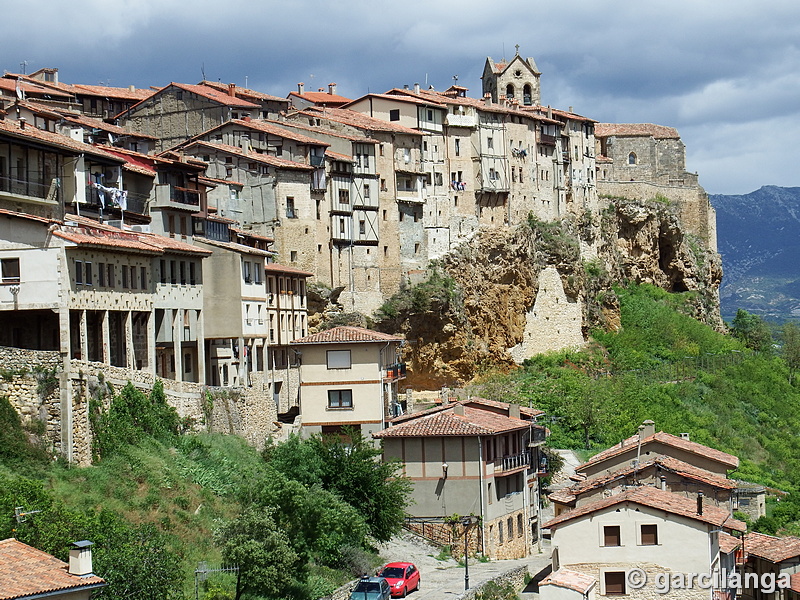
[[373, 197, 722, 388]]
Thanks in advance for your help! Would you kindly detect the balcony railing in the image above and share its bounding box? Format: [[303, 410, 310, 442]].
[[0, 175, 59, 203], [497, 450, 530, 473]]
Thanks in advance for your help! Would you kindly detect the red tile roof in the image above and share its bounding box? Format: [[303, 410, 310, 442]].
[[744, 532, 800, 563], [289, 90, 353, 106], [300, 107, 423, 136], [374, 402, 535, 439], [169, 83, 261, 108], [543, 486, 746, 532], [719, 532, 742, 555], [595, 123, 680, 139], [0, 538, 105, 599], [199, 81, 286, 103], [56, 110, 158, 140], [552, 455, 736, 505], [578, 431, 739, 472], [292, 326, 402, 345], [54, 227, 163, 254], [540, 569, 596, 594], [791, 572, 800, 594], [264, 263, 313, 277], [229, 119, 330, 146], [182, 140, 313, 171], [277, 116, 379, 143], [0, 119, 124, 163], [0, 77, 74, 99], [71, 83, 154, 102]]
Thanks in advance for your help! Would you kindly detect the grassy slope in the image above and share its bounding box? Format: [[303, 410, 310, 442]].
[[508, 285, 800, 490]]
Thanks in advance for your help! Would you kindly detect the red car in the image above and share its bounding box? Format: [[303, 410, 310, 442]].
[[377, 562, 420, 597]]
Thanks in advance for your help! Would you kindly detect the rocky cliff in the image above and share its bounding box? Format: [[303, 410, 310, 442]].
[[373, 198, 722, 388]]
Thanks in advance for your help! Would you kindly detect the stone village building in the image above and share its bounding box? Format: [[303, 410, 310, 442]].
[[0, 50, 718, 469]]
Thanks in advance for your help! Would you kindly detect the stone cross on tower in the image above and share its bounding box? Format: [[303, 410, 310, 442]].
[[515, 44, 520, 55]]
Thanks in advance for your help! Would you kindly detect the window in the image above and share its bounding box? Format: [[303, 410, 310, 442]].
[[326, 350, 351, 369], [141, 266, 147, 289], [487, 136, 494, 149], [339, 218, 345, 234], [107, 264, 115, 288], [129, 265, 136, 289], [364, 184, 370, 199], [121, 265, 129, 289], [179, 261, 186, 285], [498, 521, 504, 544], [426, 109, 433, 121], [243, 261, 252, 283], [170, 260, 177, 284], [1, 258, 20, 284], [189, 262, 196, 285], [640, 524, 658, 546], [338, 189, 349, 204], [604, 572, 626, 596], [389, 109, 400, 121], [290, 250, 298, 262], [603, 525, 621, 547], [517, 514, 523, 537], [254, 263, 262, 284], [628, 152, 637, 165], [359, 220, 366, 235], [84, 262, 92, 286], [98, 263, 106, 287], [507, 517, 513, 539], [328, 389, 353, 408], [160, 259, 167, 284], [455, 138, 460, 156], [286, 197, 297, 218], [75, 260, 83, 285]]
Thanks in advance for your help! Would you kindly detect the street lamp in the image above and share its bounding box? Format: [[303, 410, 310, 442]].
[[461, 515, 480, 590]]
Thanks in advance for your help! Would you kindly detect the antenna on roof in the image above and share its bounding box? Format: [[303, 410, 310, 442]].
[[15, 506, 41, 523], [453, 75, 458, 86], [20, 60, 27, 75], [201, 63, 206, 81]]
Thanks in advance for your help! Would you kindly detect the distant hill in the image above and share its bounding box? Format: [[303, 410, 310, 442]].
[[710, 185, 800, 322]]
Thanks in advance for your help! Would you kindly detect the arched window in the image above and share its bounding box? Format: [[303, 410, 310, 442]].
[[523, 84, 532, 105], [505, 84, 515, 99], [628, 152, 637, 165]]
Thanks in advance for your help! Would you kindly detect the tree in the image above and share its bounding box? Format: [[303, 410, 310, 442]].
[[730, 309, 773, 352], [216, 507, 299, 600], [782, 321, 800, 383]]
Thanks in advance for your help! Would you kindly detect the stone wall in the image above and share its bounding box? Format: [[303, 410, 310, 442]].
[[457, 565, 529, 600], [1, 346, 279, 465]]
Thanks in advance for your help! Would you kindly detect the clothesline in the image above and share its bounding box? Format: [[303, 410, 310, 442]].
[[88, 181, 127, 210]]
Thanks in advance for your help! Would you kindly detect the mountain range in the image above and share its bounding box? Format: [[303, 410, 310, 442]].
[[710, 185, 800, 322]]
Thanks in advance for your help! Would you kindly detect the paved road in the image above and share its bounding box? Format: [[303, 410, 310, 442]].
[[376, 533, 552, 599]]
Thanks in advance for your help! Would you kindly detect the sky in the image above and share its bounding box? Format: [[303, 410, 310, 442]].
[[2, 0, 799, 195]]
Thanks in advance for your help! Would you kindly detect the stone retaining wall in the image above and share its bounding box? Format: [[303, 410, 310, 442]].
[[1, 346, 279, 465], [457, 564, 529, 600]]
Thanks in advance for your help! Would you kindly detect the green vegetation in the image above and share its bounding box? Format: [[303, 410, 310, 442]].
[[1, 389, 411, 599], [376, 267, 459, 320]]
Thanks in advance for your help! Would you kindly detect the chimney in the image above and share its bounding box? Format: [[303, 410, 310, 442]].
[[414, 82, 420, 94], [297, 82, 305, 94], [660, 476, 667, 491], [509, 404, 521, 419], [68, 541, 94, 576], [19, 117, 26, 130], [128, 84, 135, 92], [680, 432, 690, 441], [328, 82, 337, 95], [641, 420, 655, 438], [318, 88, 324, 92], [547, 105, 553, 119], [569, 106, 573, 113], [484, 93, 492, 106], [453, 404, 465, 416], [404, 84, 409, 90], [228, 83, 236, 97], [697, 492, 704, 515]]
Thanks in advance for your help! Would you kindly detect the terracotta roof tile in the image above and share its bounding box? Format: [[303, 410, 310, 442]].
[[56, 110, 158, 140], [0, 538, 105, 599], [169, 83, 260, 109], [595, 123, 680, 139], [300, 107, 423, 136], [264, 263, 313, 277], [199, 81, 286, 103], [374, 403, 534, 438], [0, 77, 74, 99], [71, 83, 154, 102], [182, 140, 313, 171], [54, 227, 162, 254], [791, 572, 800, 594], [555, 455, 736, 505], [543, 486, 746, 532], [194, 237, 274, 257], [744, 532, 800, 563], [289, 90, 353, 106], [278, 116, 379, 143], [719, 532, 742, 555], [540, 569, 596, 594], [230, 119, 330, 146], [292, 326, 402, 345], [0, 119, 124, 163], [578, 431, 739, 472]]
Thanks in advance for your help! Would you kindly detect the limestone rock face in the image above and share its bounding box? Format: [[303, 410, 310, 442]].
[[377, 198, 722, 389]]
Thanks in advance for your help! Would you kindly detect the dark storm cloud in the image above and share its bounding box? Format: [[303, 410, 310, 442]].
[[3, 0, 799, 194]]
